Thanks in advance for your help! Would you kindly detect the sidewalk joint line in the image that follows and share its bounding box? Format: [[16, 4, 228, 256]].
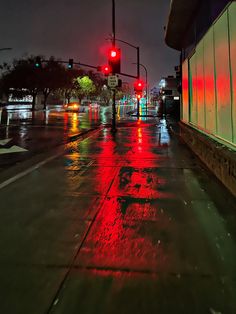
[[46, 166, 119, 314]]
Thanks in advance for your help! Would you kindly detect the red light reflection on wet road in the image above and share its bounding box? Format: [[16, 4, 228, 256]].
[[76, 122, 173, 273], [78, 197, 170, 272]]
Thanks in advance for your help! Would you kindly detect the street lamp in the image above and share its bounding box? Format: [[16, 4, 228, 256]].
[[132, 62, 148, 114]]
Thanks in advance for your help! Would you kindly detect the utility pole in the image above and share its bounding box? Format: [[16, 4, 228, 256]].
[[111, 0, 117, 133], [132, 62, 148, 115], [112, 0, 115, 47], [137, 47, 140, 118]]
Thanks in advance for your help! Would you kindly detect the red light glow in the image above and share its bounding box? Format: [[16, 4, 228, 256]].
[[111, 50, 117, 58], [75, 124, 172, 272], [101, 65, 111, 75], [108, 47, 120, 61], [134, 80, 144, 92]]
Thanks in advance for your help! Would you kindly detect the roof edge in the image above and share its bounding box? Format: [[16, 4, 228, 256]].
[[165, 0, 199, 51]]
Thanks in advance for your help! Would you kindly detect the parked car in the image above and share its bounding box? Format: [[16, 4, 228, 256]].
[[63, 102, 80, 112]]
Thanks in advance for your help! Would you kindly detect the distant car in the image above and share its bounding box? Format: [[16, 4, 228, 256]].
[[89, 102, 100, 110], [63, 102, 80, 112]]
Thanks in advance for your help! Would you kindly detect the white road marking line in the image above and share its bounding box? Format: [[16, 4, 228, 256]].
[[0, 153, 62, 190], [0, 138, 12, 146], [0, 127, 102, 190], [0, 145, 28, 154]]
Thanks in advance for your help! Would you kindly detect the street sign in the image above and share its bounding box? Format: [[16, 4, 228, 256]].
[[108, 75, 118, 88]]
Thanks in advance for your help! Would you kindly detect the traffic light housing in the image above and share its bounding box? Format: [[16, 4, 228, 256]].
[[68, 59, 73, 69], [108, 47, 121, 74], [35, 56, 42, 68], [97, 65, 112, 76]]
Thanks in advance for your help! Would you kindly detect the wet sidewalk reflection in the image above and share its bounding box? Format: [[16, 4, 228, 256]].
[[1, 118, 236, 314]]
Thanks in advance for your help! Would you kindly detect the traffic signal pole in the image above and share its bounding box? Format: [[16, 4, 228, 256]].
[[112, 0, 116, 47], [137, 47, 140, 118], [112, 89, 116, 132], [111, 0, 117, 133]]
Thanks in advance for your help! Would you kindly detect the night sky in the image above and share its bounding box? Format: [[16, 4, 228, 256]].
[[0, 0, 179, 88]]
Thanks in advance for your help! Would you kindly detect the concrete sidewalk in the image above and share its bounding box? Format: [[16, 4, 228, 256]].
[[0, 117, 236, 314]]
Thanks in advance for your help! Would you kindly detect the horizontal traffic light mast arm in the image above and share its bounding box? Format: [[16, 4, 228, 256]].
[[41, 59, 98, 70], [59, 60, 98, 70], [119, 72, 138, 79], [37, 58, 138, 77], [74, 62, 98, 70]]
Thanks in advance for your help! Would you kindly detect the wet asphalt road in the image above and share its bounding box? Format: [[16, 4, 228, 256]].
[[0, 105, 135, 171], [0, 114, 236, 314]]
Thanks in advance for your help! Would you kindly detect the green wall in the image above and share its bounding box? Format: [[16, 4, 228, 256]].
[[214, 10, 232, 142], [182, 59, 189, 122], [204, 27, 216, 134], [184, 2, 236, 148], [229, 3, 236, 144]]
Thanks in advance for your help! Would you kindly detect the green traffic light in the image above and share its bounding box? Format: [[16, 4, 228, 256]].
[[68, 59, 73, 69]]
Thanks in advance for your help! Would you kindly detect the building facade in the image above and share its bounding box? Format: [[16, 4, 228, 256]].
[[165, 0, 236, 195], [159, 76, 180, 117]]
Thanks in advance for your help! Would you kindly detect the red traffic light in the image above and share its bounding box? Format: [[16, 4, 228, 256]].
[[108, 47, 120, 61], [134, 80, 144, 92], [97, 65, 112, 76], [111, 50, 117, 58], [108, 47, 121, 74], [102, 65, 111, 74]]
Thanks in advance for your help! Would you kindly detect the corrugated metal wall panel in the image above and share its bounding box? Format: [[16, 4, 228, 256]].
[[229, 2, 236, 144], [214, 10, 232, 142], [203, 27, 216, 134], [196, 40, 205, 129], [189, 53, 198, 125], [182, 59, 189, 122], [182, 2, 236, 148]]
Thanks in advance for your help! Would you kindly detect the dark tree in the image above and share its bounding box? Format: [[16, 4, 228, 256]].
[[0, 57, 42, 110], [40, 57, 66, 109]]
